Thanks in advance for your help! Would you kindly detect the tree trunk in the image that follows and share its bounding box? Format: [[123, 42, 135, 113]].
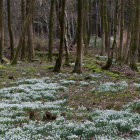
[[124, 0, 133, 64], [73, 0, 83, 74], [118, 0, 124, 62], [53, 0, 66, 72], [11, 0, 36, 64], [48, 0, 55, 61], [7, 0, 15, 60], [0, 0, 4, 62], [102, 0, 118, 70], [83, 0, 88, 55], [100, 0, 105, 56], [21, 0, 26, 61], [87, 0, 92, 47], [26, 0, 35, 61], [129, 0, 140, 71]]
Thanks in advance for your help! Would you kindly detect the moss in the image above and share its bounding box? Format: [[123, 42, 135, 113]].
[[41, 65, 54, 70], [31, 59, 40, 62], [0, 65, 6, 69]]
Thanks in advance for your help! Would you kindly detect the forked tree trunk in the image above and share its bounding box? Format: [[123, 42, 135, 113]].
[[53, 0, 66, 72], [11, 0, 36, 64], [102, 0, 118, 70]]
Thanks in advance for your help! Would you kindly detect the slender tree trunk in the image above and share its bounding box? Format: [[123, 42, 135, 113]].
[[11, 0, 36, 64], [87, 0, 92, 47], [100, 0, 105, 56], [83, 0, 88, 55], [73, 0, 83, 73], [94, 0, 99, 48], [7, 0, 14, 60], [26, 0, 34, 61], [118, 0, 124, 62], [21, 0, 26, 60], [54, 0, 66, 72], [48, 0, 55, 61], [103, 0, 109, 54], [129, 0, 140, 71], [0, 0, 4, 62], [64, 11, 70, 65]]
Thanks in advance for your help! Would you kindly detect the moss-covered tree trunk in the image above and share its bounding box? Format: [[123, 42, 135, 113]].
[[11, 0, 36, 65], [48, 0, 55, 61], [53, 0, 66, 72], [0, 0, 4, 62], [7, 0, 14, 60], [129, 0, 140, 71], [21, 0, 26, 61], [26, 0, 35, 61], [73, 0, 83, 74]]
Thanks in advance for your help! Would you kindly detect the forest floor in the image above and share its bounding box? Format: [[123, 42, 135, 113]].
[[0, 49, 140, 139]]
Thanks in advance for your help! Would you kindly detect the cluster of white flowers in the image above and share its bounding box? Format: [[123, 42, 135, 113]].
[[0, 74, 139, 139], [91, 81, 128, 93], [133, 83, 140, 90], [60, 80, 76, 86], [79, 81, 89, 87], [95, 55, 107, 60]]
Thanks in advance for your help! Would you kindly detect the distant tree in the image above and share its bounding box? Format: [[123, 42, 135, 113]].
[[0, 0, 4, 62], [73, 0, 83, 73]]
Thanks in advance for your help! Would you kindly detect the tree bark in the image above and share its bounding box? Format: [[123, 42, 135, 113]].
[[26, 0, 35, 61], [0, 0, 4, 62], [7, 0, 15, 60], [73, 0, 83, 73], [53, 0, 66, 72], [48, 0, 55, 61], [129, 0, 140, 71], [11, 0, 36, 64]]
